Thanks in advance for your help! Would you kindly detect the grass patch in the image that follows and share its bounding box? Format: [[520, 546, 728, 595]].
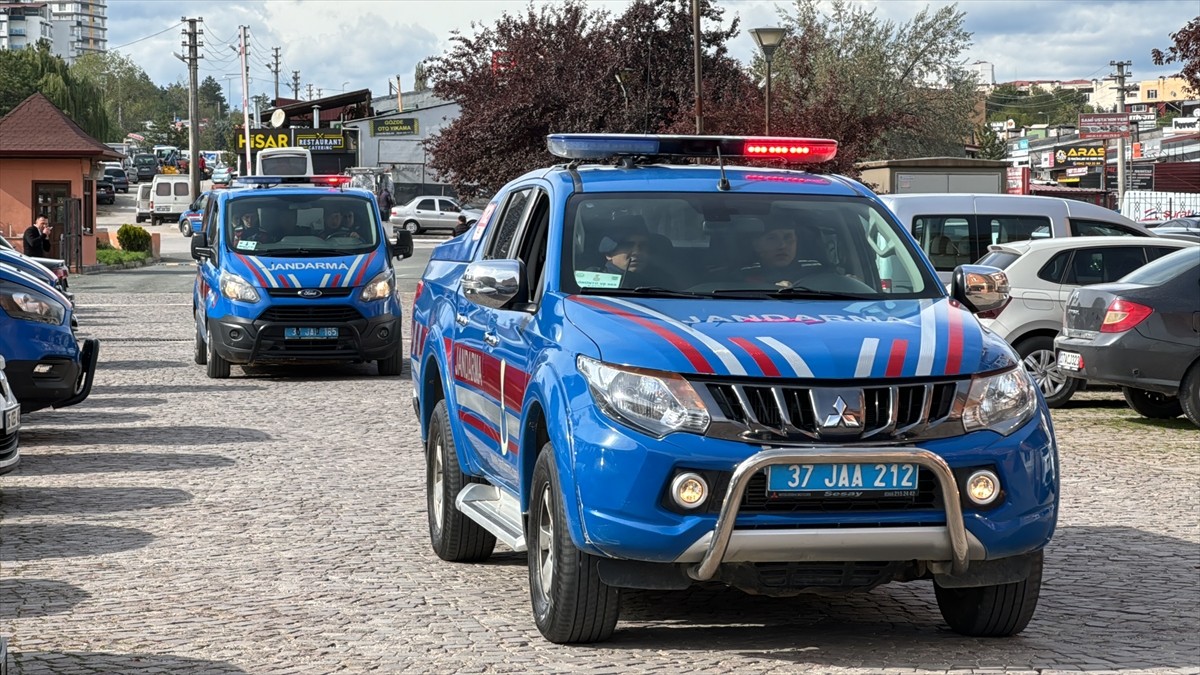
[[96, 249, 148, 266]]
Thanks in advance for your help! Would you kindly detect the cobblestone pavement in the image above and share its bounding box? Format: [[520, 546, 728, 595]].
[[1, 274, 1198, 674]]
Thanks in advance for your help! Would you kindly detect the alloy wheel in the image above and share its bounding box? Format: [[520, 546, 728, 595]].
[[1022, 348, 1068, 397], [431, 438, 444, 530], [536, 484, 555, 597]]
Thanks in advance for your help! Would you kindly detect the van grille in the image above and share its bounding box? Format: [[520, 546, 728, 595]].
[[258, 306, 363, 323]]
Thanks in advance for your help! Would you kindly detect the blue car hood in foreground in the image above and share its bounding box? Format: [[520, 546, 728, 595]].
[[564, 295, 1015, 380], [229, 250, 384, 289]]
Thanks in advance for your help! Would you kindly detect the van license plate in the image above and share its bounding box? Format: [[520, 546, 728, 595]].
[[767, 463, 918, 493], [1056, 351, 1083, 371], [156, 206, 170, 211], [3, 406, 19, 434], [285, 327, 338, 339]]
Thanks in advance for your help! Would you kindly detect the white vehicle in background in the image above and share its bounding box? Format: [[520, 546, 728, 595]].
[[1, 354, 21, 475], [389, 196, 482, 235], [255, 147, 313, 177]]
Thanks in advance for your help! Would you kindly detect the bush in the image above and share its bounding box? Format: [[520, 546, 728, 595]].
[[96, 239, 114, 250], [116, 224, 151, 252], [96, 249, 148, 266]]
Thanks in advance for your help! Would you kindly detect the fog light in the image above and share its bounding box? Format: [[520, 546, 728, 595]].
[[965, 469, 1000, 506], [33, 363, 53, 374], [379, 327, 390, 339], [229, 329, 242, 341], [671, 472, 708, 510]]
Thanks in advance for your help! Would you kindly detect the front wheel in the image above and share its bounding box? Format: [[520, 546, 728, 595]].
[[1179, 361, 1200, 429], [528, 444, 620, 644], [404, 220, 423, 235], [1016, 336, 1079, 408], [205, 322, 230, 379], [376, 339, 404, 376], [426, 400, 495, 562], [193, 315, 207, 366], [935, 551, 1042, 637], [1122, 387, 1182, 419]]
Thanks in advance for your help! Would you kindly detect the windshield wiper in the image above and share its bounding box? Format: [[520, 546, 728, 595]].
[[709, 287, 873, 300], [584, 286, 704, 298]]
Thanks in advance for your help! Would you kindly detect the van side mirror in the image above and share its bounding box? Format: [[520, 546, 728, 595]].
[[190, 232, 211, 261], [951, 264, 1010, 315], [392, 230, 413, 259]]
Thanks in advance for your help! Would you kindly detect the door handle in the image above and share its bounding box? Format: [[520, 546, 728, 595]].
[[455, 313, 468, 326], [484, 332, 499, 347]]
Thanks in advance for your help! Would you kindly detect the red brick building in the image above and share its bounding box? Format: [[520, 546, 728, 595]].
[[0, 93, 121, 268]]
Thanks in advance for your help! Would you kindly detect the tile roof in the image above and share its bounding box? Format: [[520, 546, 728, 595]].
[[0, 93, 123, 159]]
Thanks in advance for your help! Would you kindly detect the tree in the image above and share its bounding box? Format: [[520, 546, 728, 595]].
[[199, 76, 227, 117], [70, 51, 162, 137], [986, 83, 1093, 128], [1152, 16, 1200, 94], [0, 42, 114, 140], [976, 124, 1007, 160], [765, 0, 980, 174]]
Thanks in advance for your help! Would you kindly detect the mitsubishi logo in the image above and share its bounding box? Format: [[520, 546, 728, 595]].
[[822, 396, 861, 429]]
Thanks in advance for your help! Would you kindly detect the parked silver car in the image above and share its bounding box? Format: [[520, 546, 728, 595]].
[[975, 236, 1196, 406], [389, 196, 482, 235], [1, 354, 22, 475]]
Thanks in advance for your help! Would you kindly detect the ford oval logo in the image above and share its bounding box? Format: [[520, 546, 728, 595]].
[[298, 289, 322, 298]]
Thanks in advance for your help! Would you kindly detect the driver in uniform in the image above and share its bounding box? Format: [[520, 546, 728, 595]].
[[740, 219, 823, 287]]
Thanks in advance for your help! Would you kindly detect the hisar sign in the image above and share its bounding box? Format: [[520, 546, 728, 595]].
[[371, 118, 419, 136], [235, 129, 351, 153]]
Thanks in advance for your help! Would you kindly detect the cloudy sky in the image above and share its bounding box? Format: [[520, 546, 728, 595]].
[[106, 0, 1196, 104]]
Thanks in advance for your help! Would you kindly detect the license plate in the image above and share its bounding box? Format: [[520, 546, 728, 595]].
[[3, 406, 19, 434], [156, 206, 170, 211], [1056, 351, 1083, 371], [284, 327, 339, 339], [767, 463, 919, 493]]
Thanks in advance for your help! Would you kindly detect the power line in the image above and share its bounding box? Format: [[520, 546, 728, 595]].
[[110, 22, 183, 51]]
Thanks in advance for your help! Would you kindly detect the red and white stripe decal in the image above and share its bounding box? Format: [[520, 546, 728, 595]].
[[239, 254, 277, 288], [945, 305, 965, 375], [914, 300, 937, 377], [277, 275, 290, 288], [728, 338, 780, 377], [288, 274, 302, 288], [855, 337, 879, 378], [754, 337, 815, 378], [602, 298, 747, 376], [352, 250, 377, 286], [885, 339, 908, 378], [571, 296, 715, 374], [320, 273, 331, 287], [342, 254, 365, 287]]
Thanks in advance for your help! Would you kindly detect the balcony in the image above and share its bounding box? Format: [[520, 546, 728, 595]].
[[9, 27, 26, 36]]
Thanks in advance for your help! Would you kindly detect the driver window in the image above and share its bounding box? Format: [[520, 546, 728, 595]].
[[514, 191, 551, 303], [486, 188, 532, 260]]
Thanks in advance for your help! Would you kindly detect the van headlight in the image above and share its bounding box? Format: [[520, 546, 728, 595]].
[[360, 269, 394, 302], [577, 356, 710, 437], [219, 272, 260, 302], [962, 367, 1038, 436], [0, 282, 66, 325]]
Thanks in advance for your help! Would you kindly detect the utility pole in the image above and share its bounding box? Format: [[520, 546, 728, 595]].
[[291, 70, 300, 99], [239, 25, 252, 175], [270, 46, 281, 102], [176, 17, 203, 201], [691, 0, 703, 134], [1111, 60, 1132, 208], [306, 84, 314, 101]]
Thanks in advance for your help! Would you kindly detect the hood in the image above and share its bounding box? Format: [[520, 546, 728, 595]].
[[231, 250, 385, 290], [564, 295, 1016, 380]]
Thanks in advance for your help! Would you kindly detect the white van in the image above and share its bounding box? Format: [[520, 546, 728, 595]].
[[880, 194, 1154, 282], [134, 183, 153, 223], [148, 175, 193, 226], [255, 147, 313, 177]]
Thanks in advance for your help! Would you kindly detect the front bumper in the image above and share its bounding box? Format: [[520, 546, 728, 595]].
[[211, 313, 400, 365], [568, 405, 1058, 575], [4, 338, 99, 413]]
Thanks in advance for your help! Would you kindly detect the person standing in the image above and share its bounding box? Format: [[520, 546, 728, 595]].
[[452, 215, 470, 237], [376, 185, 395, 219], [23, 216, 52, 256]]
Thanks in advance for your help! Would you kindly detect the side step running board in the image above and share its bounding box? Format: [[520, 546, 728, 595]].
[[456, 483, 527, 552]]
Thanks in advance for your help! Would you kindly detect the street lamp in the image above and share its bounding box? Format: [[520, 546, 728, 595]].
[[342, 80, 350, 93], [749, 27, 786, 135]]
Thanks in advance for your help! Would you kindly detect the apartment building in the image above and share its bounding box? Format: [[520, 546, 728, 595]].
[[0, 2, 55, 51], [0, 0, 105, 62]]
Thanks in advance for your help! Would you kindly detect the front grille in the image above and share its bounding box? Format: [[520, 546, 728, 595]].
[[738, 467, 940, 513], [258, 305, 363, 323], [265, 287, 355, 299], [700, 379, 964, 443]]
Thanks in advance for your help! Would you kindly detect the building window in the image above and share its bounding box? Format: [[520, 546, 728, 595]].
[[1146, 89, 1158, 100]]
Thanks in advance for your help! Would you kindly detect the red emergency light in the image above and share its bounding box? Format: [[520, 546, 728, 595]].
[[311, 175, 353, 187], [743, 139, 838, 163]]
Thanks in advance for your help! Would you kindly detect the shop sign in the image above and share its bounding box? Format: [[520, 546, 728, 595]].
[[1079, 113, 1130, 140], [371, 118, 419, 136], [1054, 145, 1106, 168]]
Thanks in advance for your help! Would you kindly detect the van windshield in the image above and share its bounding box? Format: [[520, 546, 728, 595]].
[[260, 156, 309, 176], [225, 194, 379, 258], [133, 155, 156, 166]]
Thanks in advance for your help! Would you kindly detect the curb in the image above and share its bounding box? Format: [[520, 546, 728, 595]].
[[78, 256, 162, 275]]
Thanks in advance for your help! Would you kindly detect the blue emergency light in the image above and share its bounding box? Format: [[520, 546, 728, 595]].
[[546, 134, 838, 163]]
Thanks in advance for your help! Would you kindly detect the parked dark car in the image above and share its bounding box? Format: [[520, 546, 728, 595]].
[[96, 179, 116, 205], [103, 167, 129, 193], [1055, 247, 1200, 427], [132, 153, 159, 183]]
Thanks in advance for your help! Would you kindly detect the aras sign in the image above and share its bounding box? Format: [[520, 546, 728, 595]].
[[1054, 145, 1106, 168]]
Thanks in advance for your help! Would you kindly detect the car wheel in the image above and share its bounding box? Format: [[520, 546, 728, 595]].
[[935, 550, 1042, 637], [426, 400, 496, 562], [376, 338, 404, 376], [205, 322, 230, 379], [528, 443, 620, 644], [1121, 387, 1182, 419], [193, 314, 207, 366], [1180, 361, 1200, 429], [404, 220, 423, 235], [135, 216, 144, 223], [1016, 336, 1079, 408]]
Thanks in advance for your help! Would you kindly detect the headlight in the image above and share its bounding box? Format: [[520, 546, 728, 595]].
[[219, 271, 260, 302], [577, 356, 709, 437], [0, 281, 66, 324], [962, 367, 1038, 436], [360, 269, 394, 302]]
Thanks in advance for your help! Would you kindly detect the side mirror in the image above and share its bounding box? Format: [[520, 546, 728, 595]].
[[462, 259, 525, 309], [190, 232, 210, 261], [951, 264, 1010, 315], [392, 230, 413, 259]]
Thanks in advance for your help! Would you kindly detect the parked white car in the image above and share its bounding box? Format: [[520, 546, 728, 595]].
[[1, 354, 21, 475], [389, 196, 483, 235], [975, 236, 1197, 406]]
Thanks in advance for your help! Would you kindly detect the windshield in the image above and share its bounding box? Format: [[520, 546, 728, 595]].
[[560, 193, 937, 299], [134, 155, 156, 166], [224, 193, 380, 257], [260, 155, 309, 176]]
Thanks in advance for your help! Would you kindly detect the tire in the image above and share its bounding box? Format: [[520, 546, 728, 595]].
[[193, 315, 207, 366], [1122, 387, 1182, 419], [528, 444, 620, 644], [1016, 336, 1079, 408], [205, 321, 230, 379], [1180, 361, 1200, 429], [935, 550, 1042, 637], [135, 216, 144, 223], [404, 219, 423, 235], [426, 400, 496, 562], [376, 338, 404, 376]]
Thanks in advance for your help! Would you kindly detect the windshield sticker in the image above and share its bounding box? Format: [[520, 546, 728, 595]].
[[236, 240, 258, 251], [472, 201, 498, 241], [575, 271, 623, 289]]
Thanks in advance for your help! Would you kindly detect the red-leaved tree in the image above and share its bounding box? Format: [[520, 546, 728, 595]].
[[1152, 16, 1200, 95]]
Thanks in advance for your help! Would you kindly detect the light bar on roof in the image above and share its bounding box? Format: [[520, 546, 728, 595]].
[[546, 134, 838, 163], [235, 175, 353, 187]]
